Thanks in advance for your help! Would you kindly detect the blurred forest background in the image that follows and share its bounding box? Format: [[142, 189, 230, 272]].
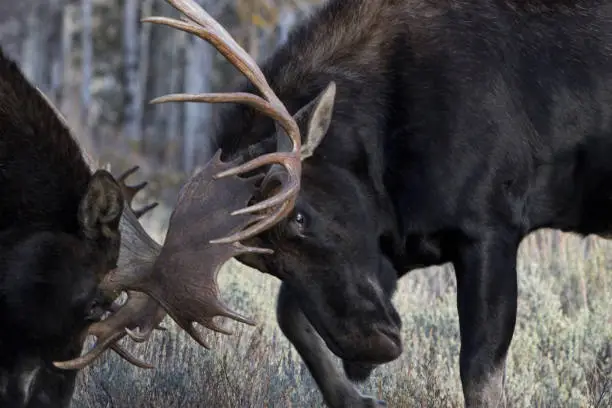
[[0, 0, 319, 203], [1, 1, 611, 407]]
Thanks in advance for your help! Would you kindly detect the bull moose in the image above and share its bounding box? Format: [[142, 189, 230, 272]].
[[54, 0, 612, 407], [0, 48, 160, 407]]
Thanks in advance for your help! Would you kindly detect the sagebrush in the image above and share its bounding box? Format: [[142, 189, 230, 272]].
[[71, 205, 611, 408]]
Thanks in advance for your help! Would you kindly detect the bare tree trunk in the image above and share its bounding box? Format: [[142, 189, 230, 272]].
[[48, 0, 64, 102], [137, 0, 154, 152], [81, 0, 93, 141], [61, 3, 78, 121], [181, 0, 232, 170], [21, 3, 44, 87], [166, 31, 187, 167], [146, 0, 187, 166], [123, 0, 142, 147], [182, 35, 213, 171], [88, 0, 128, 152], [277, 5, 297, 46]]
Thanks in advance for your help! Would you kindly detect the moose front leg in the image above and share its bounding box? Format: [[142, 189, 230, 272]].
[[27, 340, 83, 408], [276, 283, 386, 408], [453, 230, 519, 408], [26, 367, 77, 408]]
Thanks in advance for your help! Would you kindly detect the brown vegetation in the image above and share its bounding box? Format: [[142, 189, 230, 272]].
[[71, 207, 611, 408]]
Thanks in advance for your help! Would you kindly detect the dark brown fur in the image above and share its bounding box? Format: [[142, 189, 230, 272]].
[[0, 48, 124, 407], [208, 0, 612, 407]]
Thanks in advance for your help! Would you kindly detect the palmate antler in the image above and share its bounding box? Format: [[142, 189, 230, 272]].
[[54, 0, 303, 368], [102, 151, 272, 347], [34, 84, 167, 370], [54, 168, 165, 370], [117, 165, 159, 218]]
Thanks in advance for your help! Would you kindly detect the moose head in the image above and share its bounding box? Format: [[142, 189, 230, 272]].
[[54, 0, 401, 376]]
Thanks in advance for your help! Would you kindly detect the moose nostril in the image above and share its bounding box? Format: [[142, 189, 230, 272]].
[[85, 299, 105, 322], [365, 327, 402, 363], [377, 326, 401, 345]]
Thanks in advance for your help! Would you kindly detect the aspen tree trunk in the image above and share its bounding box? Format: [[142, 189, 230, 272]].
[[166, 31, 187, 167], [277, 5, 297, 45], [182, 33, 213, 171], [123, 0, 142, 147], [137, 0, 154, 151], [48, 0, 64, 102], [21, 3, 44, 87], [81, 0, 93, 142]]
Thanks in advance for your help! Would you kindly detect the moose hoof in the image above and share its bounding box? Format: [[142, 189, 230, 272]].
[[344, 360, 376, 382], [361, 396, 387, 407], [333, 385, 387, 408]]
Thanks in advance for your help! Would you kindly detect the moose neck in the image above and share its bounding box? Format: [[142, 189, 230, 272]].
[[0, 49, 92, 234], [212, 0, 404, 183]]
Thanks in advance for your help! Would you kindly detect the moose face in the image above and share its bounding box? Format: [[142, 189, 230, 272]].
[[0, 170, 124, 407], [53, 0, 402, 378], [235, 84, 403, 366], [265, 164, 402, 365]]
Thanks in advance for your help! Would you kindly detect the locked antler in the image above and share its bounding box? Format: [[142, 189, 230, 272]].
[[34, 84, 167, 371], [54, 291, 165, 370], [54, 167, 165, 370], [102, 151, 273, 347], [55, 0, 305, 367]]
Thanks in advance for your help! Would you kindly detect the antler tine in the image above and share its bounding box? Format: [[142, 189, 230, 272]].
[[92, 151, 270, 351], [53, 291, 165, 370], [210, 197, 293, 245], [149, 0, 280, 104], [53, 327, 153, 371], [141, 14, 299, 146], [149, 93, 285, 125], [117, 166, 159, 218], [144, 0, 304, 245], [143, 0, 301, 152]]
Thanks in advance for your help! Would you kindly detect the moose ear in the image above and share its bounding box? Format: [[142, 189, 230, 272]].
[[293, 81, 337, 160], [78, 170, 124, 241]]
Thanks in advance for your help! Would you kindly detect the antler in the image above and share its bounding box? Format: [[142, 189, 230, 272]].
[[35, 82, 167, 370], [56, 0, 307, 367], [53, 291, 166, 370], [117, 166, 159, 218], [54, 151, 274, 367], [97, 151, 271, 348], [54, 167, 166, 370], [143, 0, 302, 244]]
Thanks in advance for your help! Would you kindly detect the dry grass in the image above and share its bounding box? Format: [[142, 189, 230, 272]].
[[71, 205, 612, 408]]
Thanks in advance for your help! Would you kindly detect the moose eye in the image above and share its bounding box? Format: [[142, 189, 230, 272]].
[[291, 211, 307, 235], [295, 212, 306, 225]]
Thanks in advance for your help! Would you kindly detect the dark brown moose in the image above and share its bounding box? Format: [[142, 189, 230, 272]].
[[0, 47, 159, 407]]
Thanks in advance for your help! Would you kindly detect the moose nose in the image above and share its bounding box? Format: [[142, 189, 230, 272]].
[[359, 326, 402, 364], [84, 296, 109, 322]]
